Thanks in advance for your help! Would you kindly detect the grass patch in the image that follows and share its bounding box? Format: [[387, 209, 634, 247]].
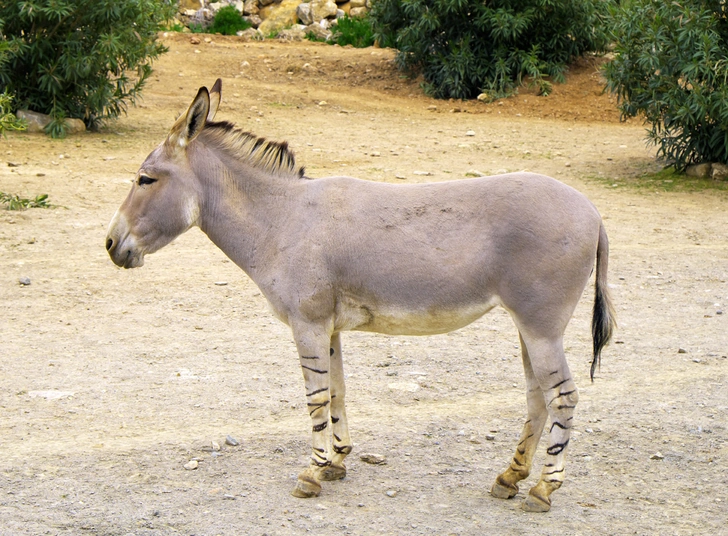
[[594, 167, 728, 193], [0, 192, 52, 210]]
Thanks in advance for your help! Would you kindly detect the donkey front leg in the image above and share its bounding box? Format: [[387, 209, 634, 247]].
[[291, 326, 334, 498], [320, 332, 353, 481]]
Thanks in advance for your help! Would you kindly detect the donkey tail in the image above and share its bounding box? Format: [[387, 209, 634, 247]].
[[591, 222, 616, 381]]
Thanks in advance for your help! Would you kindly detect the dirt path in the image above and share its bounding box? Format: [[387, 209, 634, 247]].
[[1, 35, 726, 535]]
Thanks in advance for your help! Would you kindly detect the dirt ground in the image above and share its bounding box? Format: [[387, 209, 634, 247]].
[[1, 34, 726, 535]]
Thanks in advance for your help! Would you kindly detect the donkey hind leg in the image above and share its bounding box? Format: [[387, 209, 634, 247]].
[[291, 327, 334, 498], [491, 333, 549, 501], [517, 335, 578, 512], [320, 332, 352, 481]]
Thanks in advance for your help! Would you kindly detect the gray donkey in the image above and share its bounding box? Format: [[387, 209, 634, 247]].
[[106, 80, 615, 512]]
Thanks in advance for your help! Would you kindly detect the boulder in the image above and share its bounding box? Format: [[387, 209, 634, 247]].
[[277, 25, 307, 41], [297, 2, 313, 25], [349, 6, 367, 17], [243, 14, 262, 27], [685, 163, 712, 179], [16, 110, 86, 135], [711, 162, 728, 180], [238, 27, 264, 40], [349, 0, 366, 7], [305, 23, 332, 41], [178, 0, 203, 12], [243, 0, 259, 15], [310, 0, 338, 22], [258, 0, 300, 36]]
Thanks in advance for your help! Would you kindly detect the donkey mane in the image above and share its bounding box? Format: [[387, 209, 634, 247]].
[[201, 120, 305, 178]]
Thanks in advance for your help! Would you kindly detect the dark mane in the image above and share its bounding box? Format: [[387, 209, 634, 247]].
[[201, 120, 305, 178]]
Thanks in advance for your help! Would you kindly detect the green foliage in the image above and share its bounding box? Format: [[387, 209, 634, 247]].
[[370, 0, 612, 100], [0, 0, 176, 137], [0, 192, 51, 210], [604, 1, 728, 170], [0, 91, 26, 135], [331, 15, 375, 48], [208, 5, 251, 35]]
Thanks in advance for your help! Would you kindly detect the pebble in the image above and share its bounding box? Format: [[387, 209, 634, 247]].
[[650, 452, 664, 460], [678, 348, 687, 354], [413, 171, 432, 176], [385, 490, 398, 497], [211, 441, 221, 451], [183, 460, 199, 470], [485, 434, 496, 441], [18, 277, 31, 286], [360, 453, 386, 465], [466, 130, 476, 136], [214, 281, 228, 286], [225, 435, 239, 446]]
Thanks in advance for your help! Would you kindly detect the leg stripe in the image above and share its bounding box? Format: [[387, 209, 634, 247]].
[[301, 355, 320, 360], [331, 416, 340, 424], [302, 365, 328, 374], [546, 440, 569, 456], [549, 421, 571, 432], [308, 400, 330, 416], [306, 387, 329, 397], [312, 422, 328, 432]]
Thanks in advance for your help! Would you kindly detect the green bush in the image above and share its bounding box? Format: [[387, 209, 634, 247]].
[[208, 5, 251, 36], [0, 0, 175, 137], [331, 14, 375, 48], [0, 91, 25, 136], [604, 0, 728, 170], [370, 0, 612, 100]]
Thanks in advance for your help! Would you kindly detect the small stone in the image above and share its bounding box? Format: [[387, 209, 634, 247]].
[[225, 435, 239, 446], [223, 494, 236, 500], [650, 452, 664, 460], [385, 489, 398, 497], [465, 130, 476, 136], [476, 93, 489, 101], [318, 101, 327, 106], [19, 277, 31, 286], [214, 281, 228, 286], [360, 453, 386, 465], [413, 171, 432, 176], [190, 36, 201, 44], [485, 434, 496, 441], [211, 441, 221, 451], [427, 105, 437, 111], [678, 348, 687, 354], [183, 460, 199, 470]]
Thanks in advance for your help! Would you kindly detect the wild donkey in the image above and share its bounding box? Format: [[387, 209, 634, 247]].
[[106, 80, 615, 512]]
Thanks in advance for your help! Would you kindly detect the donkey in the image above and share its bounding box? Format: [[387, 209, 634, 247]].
[[106, 79, 615, 512]]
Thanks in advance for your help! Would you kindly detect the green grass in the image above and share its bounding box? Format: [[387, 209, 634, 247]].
[[0, 192, 51, 210], [594, 167, 728, 193]]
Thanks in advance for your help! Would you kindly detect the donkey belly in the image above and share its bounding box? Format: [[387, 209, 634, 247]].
[[334, 293, 500, 336]]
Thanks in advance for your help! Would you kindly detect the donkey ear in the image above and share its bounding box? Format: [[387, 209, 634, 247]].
[[207, 78, 222, 122], [167, 86, 210, 148]]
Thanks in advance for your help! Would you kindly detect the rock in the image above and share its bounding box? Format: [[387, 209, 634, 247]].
[[16, 110, 85, 135], [477, 93, 490, 101], [239, 15, 263, 29], [678, 348, 687, 354], [277, 25, 307, 41], [211, 440, 221, 451], [360, 453, 386, 465], [305, 23, 332, 41], [19, 277, 31, 286], [225, 435, 239, 446], [711, 162, 728, 180], [685, 163, 712, 178], [485, 434, 496, 441], [259, 0, 276, 6], [184, 460, 199, 470], [349, 0, 367, 6], [385, 489, 398, 497], [297, 3, 313, 25], [650, 452, 664, 460], [349, 6, 367, 17], [190, 35, 201, 44], [310, 0, 338, 22], [178, 0, 203, 12], [258, 0, 300, 36], [243, 0, 259, 15], [466, 130, 475, 136], [238, 27, 263, 40]]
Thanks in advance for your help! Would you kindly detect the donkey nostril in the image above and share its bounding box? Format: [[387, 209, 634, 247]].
[[106, 238, 114, 251]]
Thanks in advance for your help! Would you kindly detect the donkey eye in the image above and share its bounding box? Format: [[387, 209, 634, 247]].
[[138, 175, 157, 186]]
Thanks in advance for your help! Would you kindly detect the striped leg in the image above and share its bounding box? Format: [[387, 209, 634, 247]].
[[492, 333, 549, 500], [291, 327, 333, 498], [320, 332, 352, 481], [523, 370, 578, 512]]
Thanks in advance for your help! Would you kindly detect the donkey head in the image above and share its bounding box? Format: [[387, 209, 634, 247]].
[[106, 80, 222, 268]]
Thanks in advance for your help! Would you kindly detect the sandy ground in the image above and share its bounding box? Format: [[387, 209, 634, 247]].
[[1, 35, 726, 535]]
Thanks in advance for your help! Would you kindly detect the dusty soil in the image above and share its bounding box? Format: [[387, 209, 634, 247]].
[[1, 34, 726, 535]]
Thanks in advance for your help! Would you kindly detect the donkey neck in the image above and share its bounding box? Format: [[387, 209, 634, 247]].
[[191, 140, 300, 279]]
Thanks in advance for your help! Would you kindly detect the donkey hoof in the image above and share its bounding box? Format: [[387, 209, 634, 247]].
[[291, 470, 322, 498], [522, 492, 551, 512], [320, 463, 346, 481], [490, 477, 519, 499]]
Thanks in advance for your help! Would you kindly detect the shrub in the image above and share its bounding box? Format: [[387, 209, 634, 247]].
[[370, 0, 612, 100], [0, 0, 176, 137], [0, 91, 25, 136], [208, 5, 252, 36], [604, 0, 728, 170], [331, 14, 375, 48]]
